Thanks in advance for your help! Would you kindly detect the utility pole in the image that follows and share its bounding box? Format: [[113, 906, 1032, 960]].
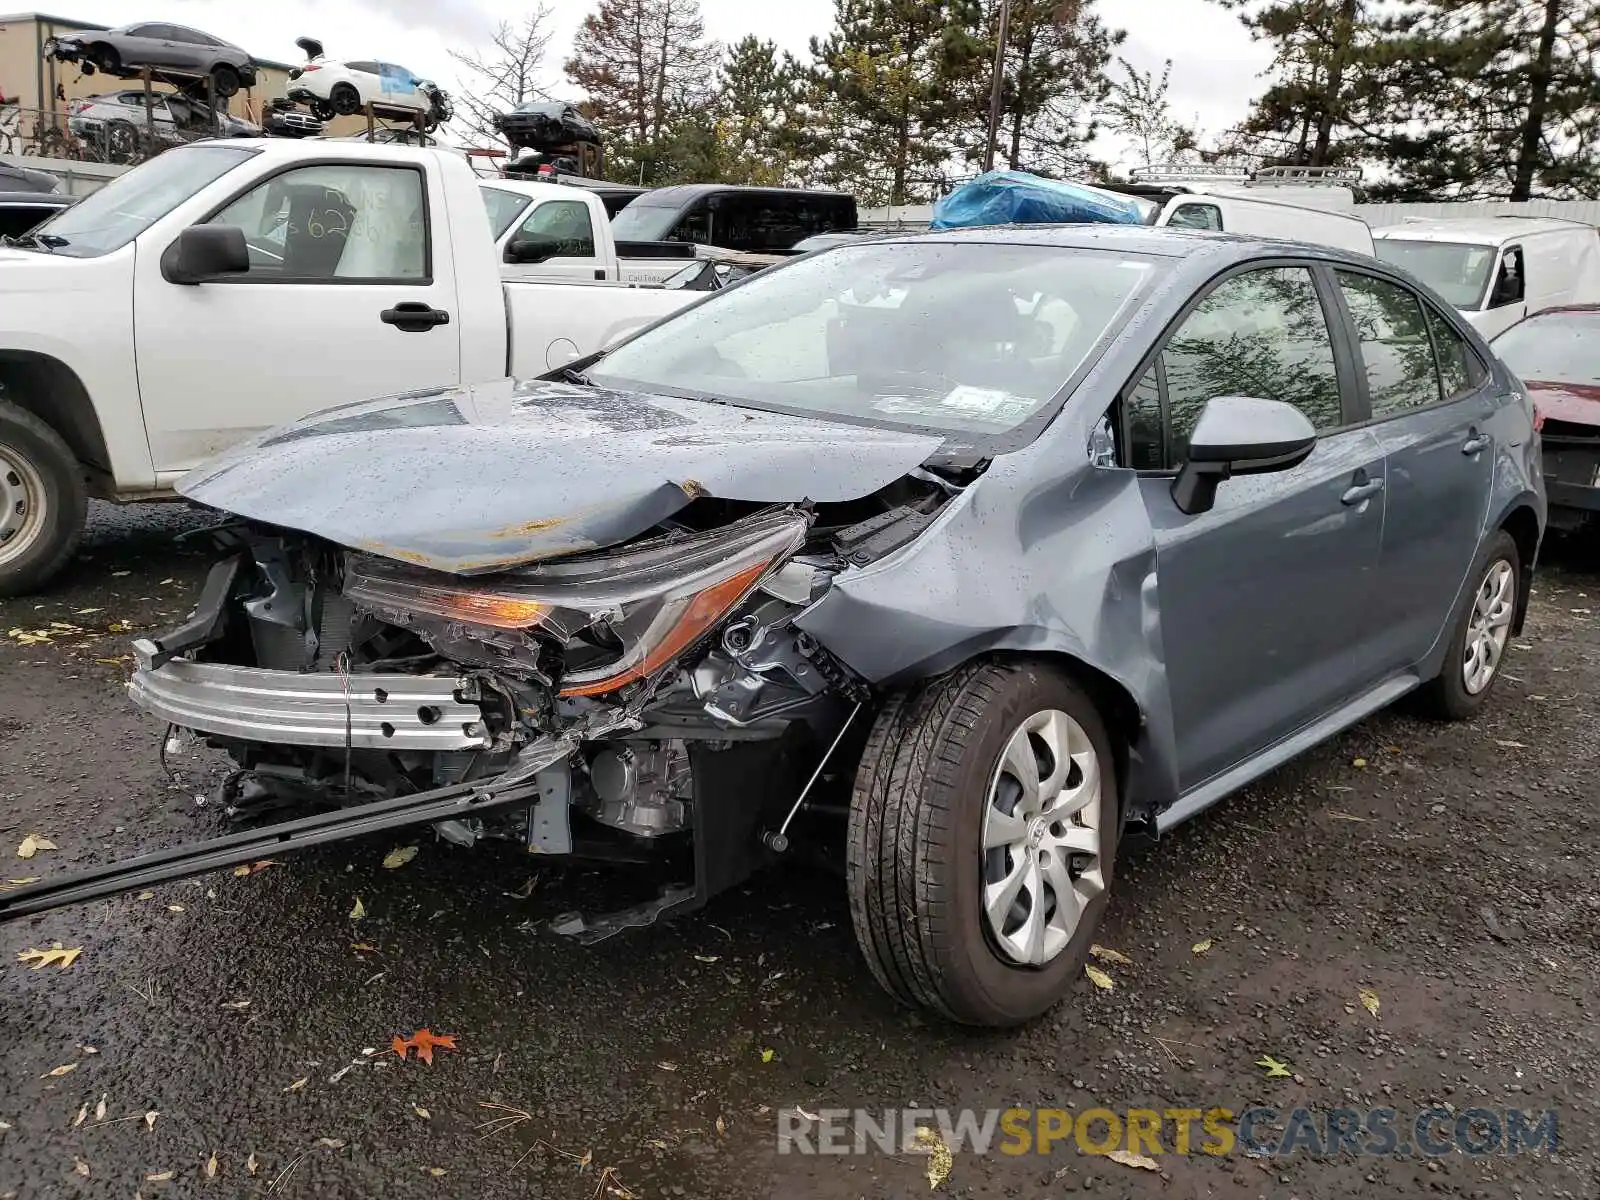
[[982, 0, 1012, 172]]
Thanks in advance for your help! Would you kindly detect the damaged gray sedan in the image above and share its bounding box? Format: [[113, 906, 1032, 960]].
[[88, 227, 1546, 1026]]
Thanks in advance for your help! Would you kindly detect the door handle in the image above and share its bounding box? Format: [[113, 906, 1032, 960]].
[[380, 302, 450, 332], [1341, 477, 1384, 507], [1461, 432, 1491, 455]]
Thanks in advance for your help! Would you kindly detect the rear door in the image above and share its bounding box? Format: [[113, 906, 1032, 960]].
[[1124, 261, 1389, 790], [134, 158, 462, 474], [1330, 268, 1497, 667]]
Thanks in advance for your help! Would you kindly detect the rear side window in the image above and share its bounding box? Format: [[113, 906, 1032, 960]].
[[1124, 265, 1344, 469], [1426, 306, 1483, 398], [1337, 272, 1440, 416]]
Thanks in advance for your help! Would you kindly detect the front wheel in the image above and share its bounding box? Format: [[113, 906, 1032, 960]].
[[847, 661, 1120, 1027], [211, 65, 241, 99], [0, 400, 86, 596]]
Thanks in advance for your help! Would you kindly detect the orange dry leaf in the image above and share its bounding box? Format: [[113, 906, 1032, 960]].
[[392, 1029, 459, 1066]]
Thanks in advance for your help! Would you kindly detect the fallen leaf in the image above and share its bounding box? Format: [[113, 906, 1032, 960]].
[[94, 1094, 106, 1121], [657, 1061, 679, 1072], [715, 1115, 727, 1137], [245, 1152, 258, 1176], [220, 1000, 251, 1011], [78, 1045, 97, 1055], [73, 1157, 89, 1177], [425, 1166, 447, 1177], [392, 1030, 458, 1066], [1327, 811, 1371, 822], [42, 1063, 77, 1078], [910, 1125, 952, 1190], [1090, 945, 1132, 966], [16, 835, 57, 859], [145, 1170, 174, 1182], [1084, 965, 1114, 991], [5, 877, 39, 886], [1255, 1054, 1292, 1078], [136, 891, 154, 900], [316, 1138, 345, 1149], [502, 876, 538, 899], [349, 897, 366, 921], [382, 845, 419, 870], [413, 1106, 430, 1120], [1352, 757, 1368, 768], [759, 1048, 775, 1063], [231, 861, 281, 877], [693, 954, 720, 963], [166, 905, 184, 914], [1107, 1149, 1160, 1171], [1494, 739, 1526, 749], [352, 943, 378, 953], [72, 1103, 87, 1128], [1192, 939, 1213, 955], [285, 1077, 308, 1093], [144, 1111, 159, 1132], [795, 1106, 820, 1123], [205, 1150, 218, 1178], [74, 607, 101, 615], [0, 1119, 10, 1130], [17, 944, 82, 970], [1359, 987, 1381, 1018]]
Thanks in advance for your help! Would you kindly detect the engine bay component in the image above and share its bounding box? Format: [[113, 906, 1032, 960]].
[[580, 740, 692, 838]]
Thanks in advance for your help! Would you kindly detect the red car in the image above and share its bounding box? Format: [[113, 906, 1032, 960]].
[[1492, 305, 1600, 531]]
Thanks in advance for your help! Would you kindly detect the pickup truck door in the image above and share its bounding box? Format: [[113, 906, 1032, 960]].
[[134, 159, 463, 474], [501, 197, 611, 282]]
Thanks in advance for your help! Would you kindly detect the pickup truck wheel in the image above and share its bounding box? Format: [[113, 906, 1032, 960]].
[[0, 401, 86, 596], [331, 84, 361, 116], [847, 661, 1120, 1027]]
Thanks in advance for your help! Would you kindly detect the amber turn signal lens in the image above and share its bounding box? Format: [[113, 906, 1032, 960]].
[[432, 594, 551, 630]]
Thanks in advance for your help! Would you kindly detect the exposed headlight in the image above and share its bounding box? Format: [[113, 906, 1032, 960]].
[[344, 508, 810, 698]]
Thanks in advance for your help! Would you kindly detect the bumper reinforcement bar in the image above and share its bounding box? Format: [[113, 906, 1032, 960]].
[[0, 775, 546, 925]]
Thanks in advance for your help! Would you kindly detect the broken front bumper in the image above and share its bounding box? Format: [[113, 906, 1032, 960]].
[[128, 642, 490, 751]]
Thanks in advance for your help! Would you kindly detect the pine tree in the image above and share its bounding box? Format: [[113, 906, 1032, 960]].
[[564, 0, 722, 185], [808, 0, 986, 205], [708, 37, 815, 185], [965, 0, 1124, 175]]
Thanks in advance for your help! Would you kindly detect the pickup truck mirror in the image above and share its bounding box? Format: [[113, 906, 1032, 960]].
[[162, 225, 250, 285], [505, 233, 562, 265]]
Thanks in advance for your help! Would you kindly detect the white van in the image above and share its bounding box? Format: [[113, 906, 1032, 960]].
[[1106, 164, 1374, 255], [1372, 217, 1600, 340]]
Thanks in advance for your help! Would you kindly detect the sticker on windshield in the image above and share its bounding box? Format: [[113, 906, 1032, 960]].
[[939, 386, 1038, 423]]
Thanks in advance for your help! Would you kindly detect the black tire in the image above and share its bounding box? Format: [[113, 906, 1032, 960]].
[[104, 120, 137, 164], [847, 661, 1121, 1027], [1414, 530, 1521, 721], [330, 83, 361, 117], [0, 399, 86, 597], [211, 65, 241, 99], [92, 45, 120, 75]]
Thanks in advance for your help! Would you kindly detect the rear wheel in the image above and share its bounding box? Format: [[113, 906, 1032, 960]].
[[1415, 530, 1521, 721], [847, 661, 1120, 1027], [211, 65, 241, 98], [0, 400, 86, 597], [330, 83, 361, 117]]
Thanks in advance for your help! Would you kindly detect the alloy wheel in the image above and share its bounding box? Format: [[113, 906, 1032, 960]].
[[0, 440, 48, 569], [979, 708, 1105, 967], [1463, 558, 1515, 695]]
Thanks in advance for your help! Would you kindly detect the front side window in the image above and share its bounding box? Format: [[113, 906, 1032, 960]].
[[589, 241, 1161, 445], [1166, 202, 1223, 232], [1338, 272, 1441, 416], [480, 188, 531, 239], [513, 199, 595, 257], [1124, 266, 1344, 469], [1489, 246, 1525, 308], [204, 163, 426, 281], [28, 143, 253, 258]]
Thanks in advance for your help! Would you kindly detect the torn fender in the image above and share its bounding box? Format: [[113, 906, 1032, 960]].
[[179, 378, 942, 574]]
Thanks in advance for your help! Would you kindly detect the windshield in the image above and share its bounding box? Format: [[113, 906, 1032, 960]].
[[1373, 238, 1498, 310], [610, 201, 679, 242], [28, 144, 254, 258], [480, 187, 531, 239], [588, 241, 1161, 443], [1491, 311, 1600, 385]]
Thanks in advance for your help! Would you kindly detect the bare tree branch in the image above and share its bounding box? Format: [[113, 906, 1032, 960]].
[[448, 8, 556, 148]]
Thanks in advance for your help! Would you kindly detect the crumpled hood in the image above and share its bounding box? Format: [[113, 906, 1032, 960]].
[[179, 378, 943, 574], [1525, 379, 1600, 430]]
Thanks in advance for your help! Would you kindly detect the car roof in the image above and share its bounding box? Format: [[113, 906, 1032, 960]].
[[0, 191, 70, 206], [857, 221, 1381, 265], [1372, 217, 1593, 246], [632, 184, 854, 204]]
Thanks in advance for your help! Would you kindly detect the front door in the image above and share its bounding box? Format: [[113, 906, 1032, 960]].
[[501, 197, 606, 282], [1124, 263, 1388, 792], [1332, 269, 1498, 666], [133, 159, 462, 475]]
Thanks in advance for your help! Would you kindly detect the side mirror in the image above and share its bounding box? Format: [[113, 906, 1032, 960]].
[[505, 232, 560, 264], [161, 225, 249, 285], [1171, 395, 1318, 516]]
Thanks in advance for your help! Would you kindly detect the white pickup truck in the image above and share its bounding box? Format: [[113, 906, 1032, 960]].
[[478, 178, 700, 285], [0, 139, 703, 594]]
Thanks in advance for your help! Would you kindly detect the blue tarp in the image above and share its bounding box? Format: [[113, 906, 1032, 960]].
[[930, 170, 1145, 230]]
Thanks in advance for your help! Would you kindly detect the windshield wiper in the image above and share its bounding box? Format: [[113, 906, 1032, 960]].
[[3, 231, 66, 252], [561, 368, 593, 386]]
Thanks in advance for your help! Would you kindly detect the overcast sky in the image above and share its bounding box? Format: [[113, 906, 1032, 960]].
[[41, 0, 1272, 169]]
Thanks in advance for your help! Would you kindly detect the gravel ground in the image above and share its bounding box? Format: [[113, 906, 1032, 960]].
[[1, 502, 1596, 1199]]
